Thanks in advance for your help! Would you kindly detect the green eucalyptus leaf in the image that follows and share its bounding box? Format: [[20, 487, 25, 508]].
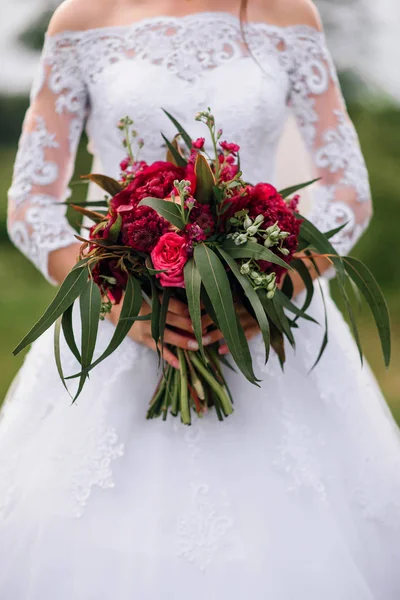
[[343, 257, 391, 367], [162, 109, 193, 150], [279, 178, 320, 199], [184, 259, 205, 359], [290, 258, 315, 316], [61, 303, 81, 364], [159, 289, 172, 352], [66, 274, 142, 380], [54, 316, 71, 396], [295, 214, 346, 282], [194, 244, 257, 384], [309, 278, 329, 371], [13, 264, 89, 356], [138, 197, 185, 230], [150, 278, 161, 350], [73, 278, 102, 401], [222, 239, 292, 271], [218, 247, 270, 364], [194, 153, 215, 205], [81, 174, 123, 196], [161, 134, 188, 167], [275, 289, 319, 324]]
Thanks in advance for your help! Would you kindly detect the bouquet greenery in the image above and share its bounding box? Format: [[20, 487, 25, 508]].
[[14, 109, 391, 425]]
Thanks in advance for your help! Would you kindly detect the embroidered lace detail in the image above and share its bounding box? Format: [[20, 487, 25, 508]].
[[7, 34, 87, 283], [286, 29, 372, 253], [176, 421, 235, 571]]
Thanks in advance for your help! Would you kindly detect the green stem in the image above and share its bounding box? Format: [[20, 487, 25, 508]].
[[177, 348, 191, 425], [170, 368, 180, 417], [208, 123, 220, 181], [189, 351, 233, 416]]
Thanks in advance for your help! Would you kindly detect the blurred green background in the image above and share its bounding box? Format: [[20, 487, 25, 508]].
[[1, 100, 399, 420]]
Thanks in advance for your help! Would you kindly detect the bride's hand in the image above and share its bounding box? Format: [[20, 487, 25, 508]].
[[108, 297, 224, 369]]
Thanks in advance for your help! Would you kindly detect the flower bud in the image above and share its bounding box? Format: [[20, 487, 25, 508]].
[[264, 238, 273, 248], [240, 262, 251, 275], [267, 281, 276, 292], [247, 225, 259, 236], [235, 234, 248, 246], [250, 271, 259, 280], [243, 216, 253, 230], [267, 290, 275, 300], [254, 214, 264, 225], [279, 247, 290, 256], [279, 231, 290, 239]]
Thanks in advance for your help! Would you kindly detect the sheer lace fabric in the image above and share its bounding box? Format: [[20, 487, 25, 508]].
[[7, 13, 371, 282]]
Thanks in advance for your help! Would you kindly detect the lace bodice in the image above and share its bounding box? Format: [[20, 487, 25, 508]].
[[7, 12, 372, 282]]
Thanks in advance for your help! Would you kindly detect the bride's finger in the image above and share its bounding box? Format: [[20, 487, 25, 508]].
[[167, 297, 190, 317], [163, 329, 202, 351], [165, 312, 194, 333], [144, 337, 180, 369]]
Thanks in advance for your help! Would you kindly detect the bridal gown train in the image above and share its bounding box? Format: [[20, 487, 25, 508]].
[[2, 12, 400, 599]]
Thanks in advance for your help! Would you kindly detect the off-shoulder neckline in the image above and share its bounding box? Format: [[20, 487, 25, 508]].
[[45, 10, 323, 42]]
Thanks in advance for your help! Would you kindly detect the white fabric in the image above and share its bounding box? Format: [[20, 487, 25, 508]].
[[2, 12, 400, 599]]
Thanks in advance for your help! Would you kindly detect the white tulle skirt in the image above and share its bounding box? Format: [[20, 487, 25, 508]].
[[0, 281, 400, 600]]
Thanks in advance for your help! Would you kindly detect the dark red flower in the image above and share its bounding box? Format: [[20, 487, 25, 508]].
[[189, 203, 215, 236], [192, 137, 205, 150], [92, 259, 128, 305], [111, 161, 197, 213], [220, 141, 240, 155], [121, 210, 169, 253]]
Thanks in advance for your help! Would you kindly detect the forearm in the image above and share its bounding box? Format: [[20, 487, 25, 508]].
[[48, 243, 81, 285]]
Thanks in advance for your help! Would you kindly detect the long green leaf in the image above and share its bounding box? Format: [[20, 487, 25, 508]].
[[279, 178, 320, 199], [74, 278, 102, 401], [337, 277, 364, 365], [162, 109, 193, 150], [296, 214, 346, 282], [13, 264, 89, 355], [184, 259, 205, 359], [54, 316, 71, 396], [150, 279, 161, 351], [161, 134, 188, 167], [201, 288, 220, 329], [274, 289, 319, 324], [258, 289, 295, 348], [138, 197, 185, 230], [66, 274, 142, 380], [194, 153, 215, 205], [290, 258, 315, 316], [159, 289, 172, 354], [81, 174, 123, 196], [343, 257, 391, 367], [222, 239, 292, 271], [61, 303, 81, 363], [194, 244, 257, 384], [309, 278, 329, 371], [218, 248, 270, 364]]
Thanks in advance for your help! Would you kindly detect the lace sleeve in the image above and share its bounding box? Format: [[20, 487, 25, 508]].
[[286, 28, 372, 255], [7, 33, 88, 283]]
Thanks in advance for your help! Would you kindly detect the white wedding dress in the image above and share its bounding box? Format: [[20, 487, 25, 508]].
[[2, 12, 400, 600]]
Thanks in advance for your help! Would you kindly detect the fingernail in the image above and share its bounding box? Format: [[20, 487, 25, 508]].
[[202, 336, 212, 346], [187, 340, 199, 351]]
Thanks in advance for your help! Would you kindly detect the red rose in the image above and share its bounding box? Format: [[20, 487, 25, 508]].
[[151, 232, 188, 288]]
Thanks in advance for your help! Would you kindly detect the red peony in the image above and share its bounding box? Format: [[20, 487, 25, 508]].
[[110, 161, 196, 213], [151, 232, 188, 288]]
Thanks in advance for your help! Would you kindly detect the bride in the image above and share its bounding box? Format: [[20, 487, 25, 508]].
[[2, 0, 400, 597]]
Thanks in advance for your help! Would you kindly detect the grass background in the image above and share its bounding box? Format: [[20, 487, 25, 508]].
[[1, 104, 399, 420]]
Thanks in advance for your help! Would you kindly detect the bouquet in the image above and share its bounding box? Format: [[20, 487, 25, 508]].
[[14, 109, 391, 425]]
